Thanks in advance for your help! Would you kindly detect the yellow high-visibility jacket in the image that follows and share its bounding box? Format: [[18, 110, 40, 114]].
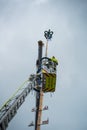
[[50, 57, 58, 65]]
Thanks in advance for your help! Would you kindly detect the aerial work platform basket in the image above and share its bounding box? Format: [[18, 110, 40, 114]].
[[42, 72, 56, 92], [39, 57, 58, 93]]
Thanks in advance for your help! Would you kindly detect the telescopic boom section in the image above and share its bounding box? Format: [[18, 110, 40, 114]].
[[0, 80, 35, 130]]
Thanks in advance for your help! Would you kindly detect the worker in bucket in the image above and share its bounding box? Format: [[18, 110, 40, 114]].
[[51, 56, 58, 65]]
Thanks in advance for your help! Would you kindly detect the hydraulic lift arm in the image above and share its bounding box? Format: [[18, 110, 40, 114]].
[[0, 78, 36, 130]]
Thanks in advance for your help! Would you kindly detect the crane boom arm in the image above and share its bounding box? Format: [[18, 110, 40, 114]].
[[0, 79, 35, 130]]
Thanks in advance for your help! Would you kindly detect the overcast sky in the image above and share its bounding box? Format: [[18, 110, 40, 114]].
[[0, 0, 87, 130]]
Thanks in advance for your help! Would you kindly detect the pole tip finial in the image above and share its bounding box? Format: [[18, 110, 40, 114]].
[[44, 29, 53, 40]]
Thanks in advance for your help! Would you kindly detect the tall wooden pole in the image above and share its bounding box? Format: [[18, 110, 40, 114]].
[[35, 30, 53, 130], [35, 41, 44, 130]]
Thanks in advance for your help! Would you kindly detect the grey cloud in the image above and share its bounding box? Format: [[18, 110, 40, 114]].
[[0, 0, 87, 130]]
